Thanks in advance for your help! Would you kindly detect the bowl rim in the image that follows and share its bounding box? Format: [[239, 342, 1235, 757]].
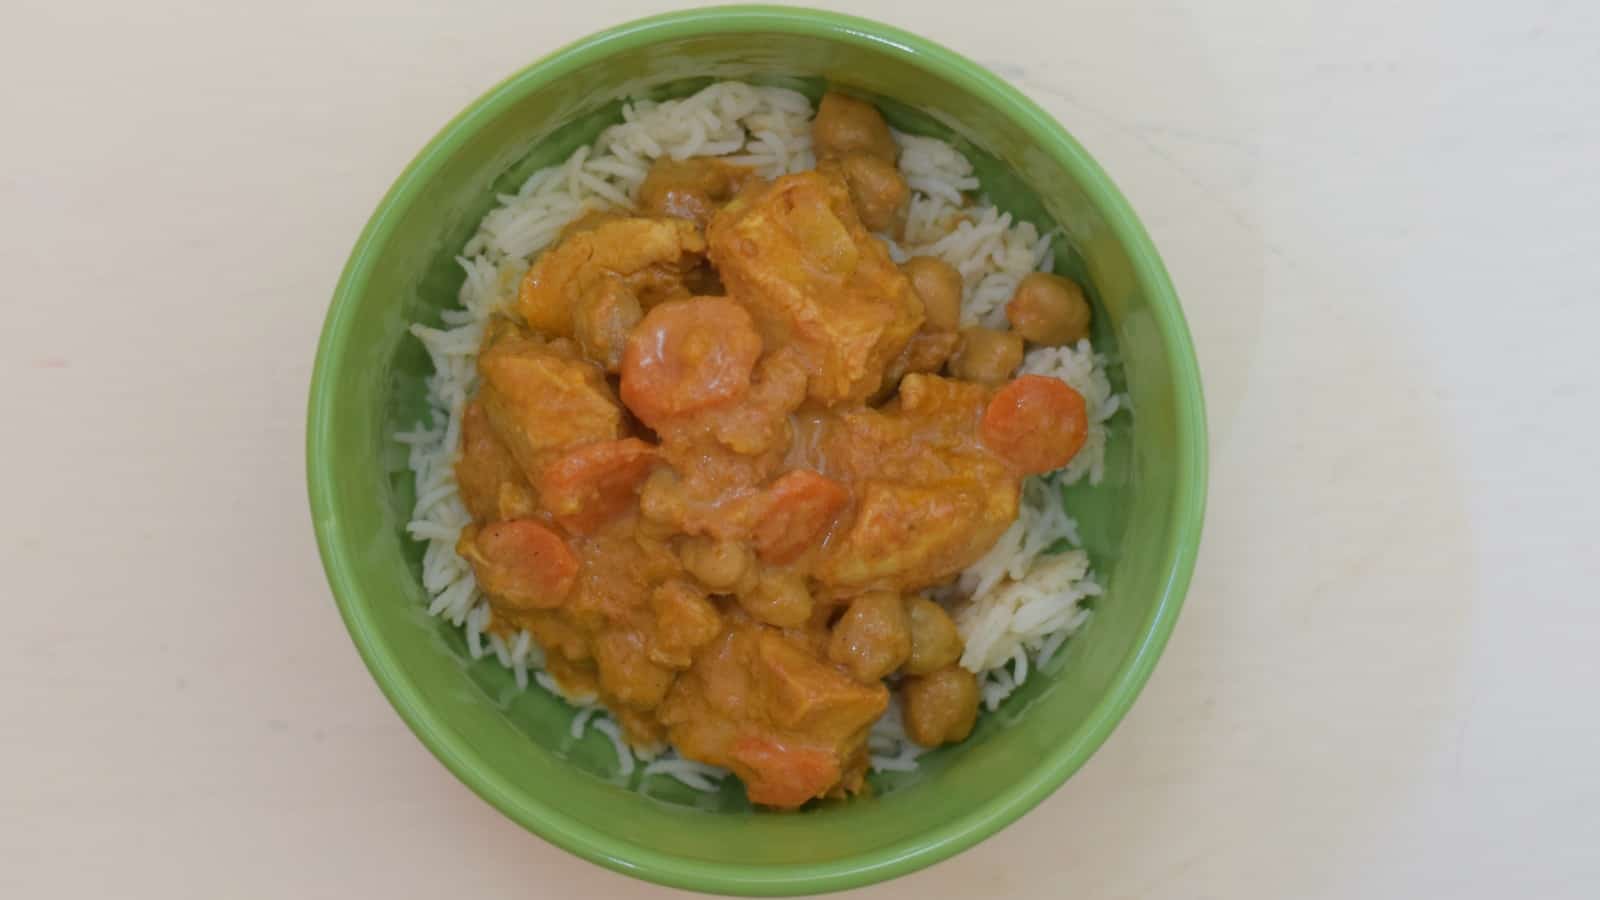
[[307, 5, 1207, 895]]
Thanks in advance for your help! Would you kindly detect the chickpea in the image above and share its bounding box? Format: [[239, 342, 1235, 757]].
[[828, 591, 912, 682], [638, 158, 752, 228], [684, 261, 725, 297], [901, 256, 963, 333], [545, 654, 599, 699], [614, 706, 667, 749], [1006, 272, 1092, 346], [595, 629, 675, 710], [902, 665, 980, 747], [834, 153, 907, 233], [571, 278, 642, 372], [649, 579, 722, 669], [813, 92, 898, 162], [873, 332, 959, 404], [883, 331, 959, 391], [948, 327, 1024, 385], [639, 468, 686, 526], [679, 535, 754, 592], [739, 570, 813, 628], [495, 481, 538, 521], [903, 596, 963, 675]]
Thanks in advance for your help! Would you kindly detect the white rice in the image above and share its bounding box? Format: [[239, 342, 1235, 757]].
[[867, 696, 933, 772], [397, 82, 1125, 792], [643, 753, 730, 792]]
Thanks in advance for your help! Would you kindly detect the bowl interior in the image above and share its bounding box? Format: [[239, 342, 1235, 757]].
[[309, 8, 1203, 895]]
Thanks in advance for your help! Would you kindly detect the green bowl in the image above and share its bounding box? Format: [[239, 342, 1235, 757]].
[[307, 5, 1205, 895]]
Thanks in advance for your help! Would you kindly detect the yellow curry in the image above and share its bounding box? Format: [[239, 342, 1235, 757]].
[[453, 94, 1092, 808]]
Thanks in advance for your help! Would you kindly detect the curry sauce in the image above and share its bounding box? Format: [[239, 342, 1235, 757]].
[[451, 95, 1090, 808]]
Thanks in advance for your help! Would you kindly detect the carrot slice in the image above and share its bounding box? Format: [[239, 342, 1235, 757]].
[[537, 438, 658, 533], [459, 520, 579, 610], [751, 470, 850, 564], [619, 297, 762, 427], [979, 375, 1088, 475], [729, 734, 841, 809]]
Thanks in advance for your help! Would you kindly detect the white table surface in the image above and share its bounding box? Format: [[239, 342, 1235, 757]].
[[5, 1, 1597, 896]]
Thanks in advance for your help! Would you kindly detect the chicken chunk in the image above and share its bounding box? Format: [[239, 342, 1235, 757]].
[[755, 632, 887, 739], [818, 478, 1014, 592], [454, 398, 535, 522], [797, 375, 1022, 592], [707, 171, 923, 406], [519, 217, 706, 338], [475, 327, 626, 485], [659, 615, 886, 808]]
